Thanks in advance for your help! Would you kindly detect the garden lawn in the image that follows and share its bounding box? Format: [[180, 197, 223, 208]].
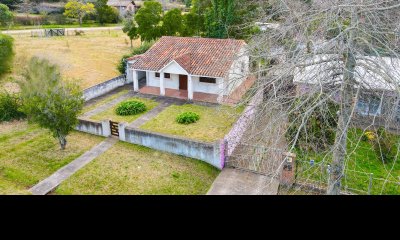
[[140, 104, 244, 142], [56, 141, 220, 195], [83, 89, 129, 113], [0, 121, 104, 195], [89, 97, 159, 123], [295, 128, 400, 194]]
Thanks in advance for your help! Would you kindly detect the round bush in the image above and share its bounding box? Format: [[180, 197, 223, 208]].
[[116, 100, 147, 116], [176, 112, 200, 124]]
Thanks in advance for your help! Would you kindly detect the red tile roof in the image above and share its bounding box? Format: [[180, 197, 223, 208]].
[[128, 36, 246, 78]]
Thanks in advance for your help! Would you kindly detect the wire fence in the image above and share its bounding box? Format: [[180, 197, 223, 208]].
[[295, 159, 400, 195]]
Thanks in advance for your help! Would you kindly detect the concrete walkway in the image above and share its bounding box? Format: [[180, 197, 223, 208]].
[[207, 168, 280, 195], [128, 99, 175, 128], [81, 91, 134, 119], [30, 138, 118, 195]]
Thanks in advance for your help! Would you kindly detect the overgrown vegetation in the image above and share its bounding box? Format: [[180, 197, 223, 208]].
[[116, 100, 147, 116], [176, 112, 200, 124], [0, 33, 14, 77], [0, 91, 25, 122]]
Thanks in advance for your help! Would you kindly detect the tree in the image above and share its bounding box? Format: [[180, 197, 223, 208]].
[[182, 12, 202, 36], [94, 0, 120, 25], [0, 34, 14, 77], [63, 0, 95, 26], [122, 17, 139, 48], [162, 8, 183, 36], [1, 0, 22, 10], [19, 58, 84, 150], [134, 1, 163, 42], [0, 3, 13, 28], [242, 0, 400, 195]]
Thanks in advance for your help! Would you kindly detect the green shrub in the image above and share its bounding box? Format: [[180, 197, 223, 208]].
[[116, 100, 147, 116], [0, 34, 14, 77], [371, 127, 397, 164], [176, 112, 200, 124], [0, 91, 25, 122], [117, 41, 155, 74], [286, 94, 339, 152]]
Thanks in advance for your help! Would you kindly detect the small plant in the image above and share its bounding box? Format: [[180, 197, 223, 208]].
[[176, 112, 200, 124], [362, 131, 375, 142], [0, 91, 26, 122], [116, 100, 147, 116]]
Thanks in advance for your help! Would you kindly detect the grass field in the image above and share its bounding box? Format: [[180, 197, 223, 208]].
[[83, 89, 130, 113], [90, 97, 159, 123], [140, 104, 244, 142], [0, 121, 104, 195], [2, 29, 135, 91], [56, 141, 219, 195]]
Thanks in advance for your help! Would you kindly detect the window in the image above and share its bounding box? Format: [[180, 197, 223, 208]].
[[155, 73, 170, 78], [200, 77, 217, 84], [356, 96, 382, 116]]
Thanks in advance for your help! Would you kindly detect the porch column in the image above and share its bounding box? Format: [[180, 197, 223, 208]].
[[133, 70, 139, 92], [217, 78, 224, 103], [188, 75, 193, 101], [160, 71, 165, 96]]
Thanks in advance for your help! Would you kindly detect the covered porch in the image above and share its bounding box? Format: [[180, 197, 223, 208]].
[[139, 86, 219, 104]]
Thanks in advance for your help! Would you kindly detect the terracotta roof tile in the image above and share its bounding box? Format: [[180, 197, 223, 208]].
[[129, 36, 246, 78]]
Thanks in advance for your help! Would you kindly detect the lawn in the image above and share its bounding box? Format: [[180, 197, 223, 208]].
[[56, 141, 220, 195], [140, 104, 244, 142], [295, 128, 400, 195], [89, 97, 159, 123], [83, 89, 130, 113], [2, 29, 135, 91], [0, 121, 104, 195]]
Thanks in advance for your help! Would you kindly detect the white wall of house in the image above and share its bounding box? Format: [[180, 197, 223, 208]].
[[192, 76, 224, 95], [226, 46, 250, 95], [162, 61, 188, 75]]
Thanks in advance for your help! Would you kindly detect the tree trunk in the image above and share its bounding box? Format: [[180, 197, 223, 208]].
[[79, 16, 83, 26], [58, 135, 67, 150], [130, 38, 133, 48], [327, 48, 356, 195]]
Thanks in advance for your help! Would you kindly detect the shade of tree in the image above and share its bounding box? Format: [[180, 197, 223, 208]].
[[19, 57, 84, 150], [134, 1, 163, 42], [162, 8, 183, 36], [63, 0, 95, 26]]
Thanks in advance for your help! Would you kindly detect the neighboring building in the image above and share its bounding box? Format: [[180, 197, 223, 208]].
[[291, 55, 400, 130], [107, 0, 137, 17], [126, 36, 250, 103]]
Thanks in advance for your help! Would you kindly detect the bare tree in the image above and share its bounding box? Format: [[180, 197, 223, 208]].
[[235, 0, 400, 194]]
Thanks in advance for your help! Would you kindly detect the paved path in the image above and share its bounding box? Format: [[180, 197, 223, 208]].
[[2, 26, 123, 35], [207, 168, 280, 195], [81, 91, 134, 119], [128, 99, 175, 128], [30, 138, 118, 195]]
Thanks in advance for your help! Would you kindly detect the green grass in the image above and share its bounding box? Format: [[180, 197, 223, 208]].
[[56, 141, 220, 195], [83, 89, 129, 113], [295, 128, 400, 195], [90, 97, 159, 123], [140, 104, 244, 142], [0, 121, 104, 194]]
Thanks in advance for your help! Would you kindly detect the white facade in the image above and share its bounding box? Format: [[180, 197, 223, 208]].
[[127, 47, 249, 103]]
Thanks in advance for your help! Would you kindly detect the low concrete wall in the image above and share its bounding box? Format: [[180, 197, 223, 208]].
[[75, 118, 110, 137], [83, 75, 129, 101], [121, 124, 222, 169]]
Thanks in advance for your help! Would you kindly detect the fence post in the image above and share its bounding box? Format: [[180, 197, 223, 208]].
[[118, 122, 127, 141], [101, 120, 111, 137], [368, 173, 373, 195], [280, 152, 296, 188]]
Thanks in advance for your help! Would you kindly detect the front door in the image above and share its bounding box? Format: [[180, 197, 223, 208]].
[[179, 75, 188, 90]]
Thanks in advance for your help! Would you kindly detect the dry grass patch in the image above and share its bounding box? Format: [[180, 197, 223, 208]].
[[140, 104, 244, 142], [90, 97, 159, 123], [0, 121, 104, 194], [10, 30, 136, 89], [56, 141, 219, 195]]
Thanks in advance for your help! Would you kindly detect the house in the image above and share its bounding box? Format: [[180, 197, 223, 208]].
[[107, 0, 137, 17], [292, 55, 400, 129], [126, 36, 250, 103]]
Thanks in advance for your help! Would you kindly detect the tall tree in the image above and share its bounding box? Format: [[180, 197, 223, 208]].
[[122, 17, 139, 48], [63, 0, 95, 26], [94, 0, 120, 25], [19, 58, 84, 150], [162, 8, 183, 36], [134, 1, 163, 42], [244, 0, 400, 194], [0, 3, 13, 28], [205, 0, 236, 38]]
